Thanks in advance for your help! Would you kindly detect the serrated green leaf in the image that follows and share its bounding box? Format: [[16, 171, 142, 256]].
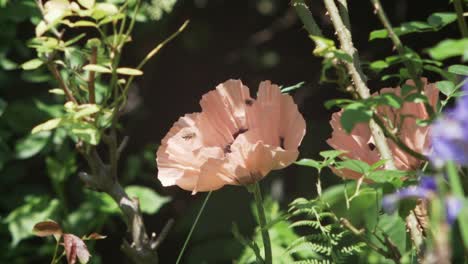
[[427, 12, 457, 28], [92, 3, 118, 20], [116, 67, 143, 76], [125, 186, 170, 214], [295, 159, 323, 170]]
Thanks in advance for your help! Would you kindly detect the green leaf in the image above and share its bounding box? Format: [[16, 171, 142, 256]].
[[4, 196, 59, 246], [372, 93, 403, 108], [31, 118, 62, 134], [15, 131, 50, 159], [427, 38, 468, 60], [295, 159, 323, 170], [310, 36, 335, 56], [436, 81, 456, 96], [334, 159, 370, 174], [427, 12, 457, 28], [71, 20, 97, 28], [448, 64, 468, 76], [125, 186, 170, 214], [371, 213, 407, 254], [46, 153, 76, 184], [340, 103, 372, 133], [73, 104, 100, 119], [69, 123, 100, 145], [370, 60, 389, 73], [324, 98, 354, 109], [280, 81, 304, 94], [21, 59, 43, 70], [116, 67, 143, 76], [319, 150, 344, 160], [92, 3, 118, 20], [82, 64, 111, 73], [78, 0, 94, 9]]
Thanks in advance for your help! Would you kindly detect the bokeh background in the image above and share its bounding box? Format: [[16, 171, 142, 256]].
[[0, 0, 459, 263]]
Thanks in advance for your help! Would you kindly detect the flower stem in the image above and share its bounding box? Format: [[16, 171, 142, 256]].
[[176, 191, 212, 264], [446, 161, 468, 249], [252, 182, 272, 264]]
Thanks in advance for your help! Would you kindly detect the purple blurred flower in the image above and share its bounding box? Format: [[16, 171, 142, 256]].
[[430, 80, 468, 167], [445, 196, 463, 225], [382, 176, 464, 225], [382, 177, 436, 214]]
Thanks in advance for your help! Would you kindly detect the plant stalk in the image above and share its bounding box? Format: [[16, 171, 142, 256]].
[[252, 182, 272, 264]]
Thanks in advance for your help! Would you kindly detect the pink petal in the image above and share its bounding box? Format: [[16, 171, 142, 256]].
[[199, 79, 253, 143]]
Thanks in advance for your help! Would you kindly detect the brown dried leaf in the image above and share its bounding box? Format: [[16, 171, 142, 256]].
[[32, 220, 62, 237], [63, 234, 91, 264], [83, 232, 106, 240]]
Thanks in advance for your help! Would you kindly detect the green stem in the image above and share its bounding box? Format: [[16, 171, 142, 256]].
[[370, 0, 434, 118], [453, 0, 468, 38], [176, 191, 212, 264], [50, 238, 60, 264], [252, 182, 272, 264], [372, 114, 428, 161], [446, 161, 468, 249]]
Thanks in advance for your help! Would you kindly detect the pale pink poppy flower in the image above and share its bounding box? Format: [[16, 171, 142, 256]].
[[327, 79, 439, 180], [157, 80, 306, 193]]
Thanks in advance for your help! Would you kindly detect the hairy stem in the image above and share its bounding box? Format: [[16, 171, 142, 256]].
[[252, 182, 272, 264], [323, 0, 396, 171]]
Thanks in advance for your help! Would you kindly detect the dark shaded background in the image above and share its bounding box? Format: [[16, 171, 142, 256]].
[[0, 0, 459, 263]]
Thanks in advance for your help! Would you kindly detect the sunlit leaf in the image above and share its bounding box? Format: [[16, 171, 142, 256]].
[[116, 67, 143, 76], [31, 118, 62, 134], [78, 0, 94, 9], [82, 64, 111, 73], [436, 80, 456, 96], [21, 59, 43, 70]]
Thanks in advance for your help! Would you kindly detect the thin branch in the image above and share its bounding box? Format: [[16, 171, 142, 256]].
[[47, 63, 78, 104], [372, 114, 429, 161], [80, 148, 159, 264], [88, 47, 97, 104], [323, 0, 396, 170], [453, 0, 468, 38], [340, 218, 401, 263]]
